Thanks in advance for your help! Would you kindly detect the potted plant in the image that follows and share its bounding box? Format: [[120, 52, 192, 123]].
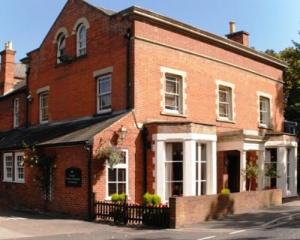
[[242, 162, 259, 192], [265, 164, 280, 189]]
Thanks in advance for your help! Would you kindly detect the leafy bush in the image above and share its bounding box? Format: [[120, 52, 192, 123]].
[[111, 193, 127, 203], [143, 192, 161, 206], [221, 188, 230, 195]]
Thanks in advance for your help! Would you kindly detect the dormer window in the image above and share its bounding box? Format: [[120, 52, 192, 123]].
[[57, 33, 66, 63], [76, 24, 87, 57]]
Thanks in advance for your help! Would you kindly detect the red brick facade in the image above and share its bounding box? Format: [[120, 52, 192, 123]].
[[0, 0, 292, 218]]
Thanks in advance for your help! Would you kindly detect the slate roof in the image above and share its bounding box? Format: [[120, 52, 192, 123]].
[[0, 111, 128, 150]]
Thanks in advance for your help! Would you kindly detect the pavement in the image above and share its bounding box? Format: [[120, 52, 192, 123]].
[[0, 200, 300, 240]]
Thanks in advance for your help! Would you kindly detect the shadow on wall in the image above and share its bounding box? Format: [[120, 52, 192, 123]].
[[206, 194, 234, 221]]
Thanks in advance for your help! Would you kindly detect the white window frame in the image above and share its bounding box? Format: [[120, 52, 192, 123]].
[[165, 142, 184, 202], [106, 149, 129, 199], [160, 66, 187, 116], [257, 92, 272, 128], [216, 80, 235, 122], [164, 74, 183, 114], [3, 153, 13, 182], [286, 148, 292, 192], [195, 143, 208, 196], [13, 98, 19, 128], [56, 33, 66, 64], [97, 74, 112, 114], [76, 24, 87, 57], [39, 92, 49, 124], [264, 148, 278, 189], [14, 152, 25, 183]]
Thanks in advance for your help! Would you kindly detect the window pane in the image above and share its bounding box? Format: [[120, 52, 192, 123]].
[[166, 79, 177, 93], [108, 169, 116, 181], [201, 182, 207, 195], [100, 94, 111, 108], [119, 152, 126, 164], [99, 78, 111, 93], [201, 162, 207, 181], [118, 169, 126, 182], [118, 183, 126, 194], [108, 183, 117, 196]]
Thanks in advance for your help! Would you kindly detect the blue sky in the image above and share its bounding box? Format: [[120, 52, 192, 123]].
[[1, 0, 300, 61]]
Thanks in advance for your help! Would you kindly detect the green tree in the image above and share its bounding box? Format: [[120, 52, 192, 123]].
[[265, 44, 300, 130]]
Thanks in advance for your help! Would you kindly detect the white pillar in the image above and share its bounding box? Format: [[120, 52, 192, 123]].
[[183, 140, 196, 196], [240, 150, 246, 192], [258, 150, 265, 190], [155, 141, 166, 202], [208, 141, 217, 194], [277, 147, 287, 197], [293, 147, 298, 196]]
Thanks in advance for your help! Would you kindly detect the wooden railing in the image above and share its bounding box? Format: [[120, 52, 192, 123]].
[[94, 201, 170, 228]]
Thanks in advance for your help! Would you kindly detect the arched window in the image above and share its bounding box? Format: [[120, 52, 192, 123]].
[[57, 33, 66, 63], [76, 24, 87, 56]]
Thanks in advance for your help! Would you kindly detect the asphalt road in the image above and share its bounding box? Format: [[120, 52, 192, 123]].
[[0, 201, 300, 240]]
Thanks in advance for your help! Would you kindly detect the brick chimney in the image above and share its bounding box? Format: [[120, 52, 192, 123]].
[[226, 21, 249, 47], [0, 41, 16, 95]]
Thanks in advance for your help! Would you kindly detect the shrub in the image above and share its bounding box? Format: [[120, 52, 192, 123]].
[[221, 188, 230, 195], [111, 193, 127, 203], [143, 192, 161, 206]]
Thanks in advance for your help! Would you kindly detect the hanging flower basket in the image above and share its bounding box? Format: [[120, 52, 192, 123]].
[[95, 145, 123, 168]]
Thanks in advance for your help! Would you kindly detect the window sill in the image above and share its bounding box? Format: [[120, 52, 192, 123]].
[[161, 111, 187, 118], [2, 180, 24, 184], [216, 118, 236, 124], [96, 109, 112, 115], [258, 124, 273, 130]]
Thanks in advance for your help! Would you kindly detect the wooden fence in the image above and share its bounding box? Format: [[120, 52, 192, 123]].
[[94, 201, 170, 228]]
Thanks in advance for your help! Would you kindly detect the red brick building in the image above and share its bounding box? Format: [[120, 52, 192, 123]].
[[0, 0, 297, 218]]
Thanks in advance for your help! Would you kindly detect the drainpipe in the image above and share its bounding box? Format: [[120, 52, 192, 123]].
[[124, 28, 132, 110], [25, 66, 31, 128], [141, 127, 148, 194], [85, 141, 94, 220]]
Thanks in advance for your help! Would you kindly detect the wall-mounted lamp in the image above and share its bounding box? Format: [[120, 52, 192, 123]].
[[118, 126, 127, 143]]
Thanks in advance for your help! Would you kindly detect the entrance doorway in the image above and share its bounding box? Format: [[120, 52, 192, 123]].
[[217, 150, 240, 193], [227, 151, 240, 193]]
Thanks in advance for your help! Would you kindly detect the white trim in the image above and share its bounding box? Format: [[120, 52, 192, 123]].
[[72, 17, 90, 34], [76, 24, 87, 57], [53, 27, 69, 44], [216, 80, 236, 122], [265, 140, 298, 148], [160, 66, 187, 78], [93, 66, 113, 78], [257, 91, 272, 128], [105, 149, 129, 200], [36, 86, 50, 95], [3, 153, 13, 182], [154, 133, 217, 142], [13, 98, 19, 128], [14, 152, 25, 184], [39, 91, 49, 124]]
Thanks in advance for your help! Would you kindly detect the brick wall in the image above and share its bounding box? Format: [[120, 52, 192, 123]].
[[169, 189, 282, 228], [0, 92, 27, 132], [0, 145, 89, 218], [133, 20, 284, 133], [27, 0, 131, 125]]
